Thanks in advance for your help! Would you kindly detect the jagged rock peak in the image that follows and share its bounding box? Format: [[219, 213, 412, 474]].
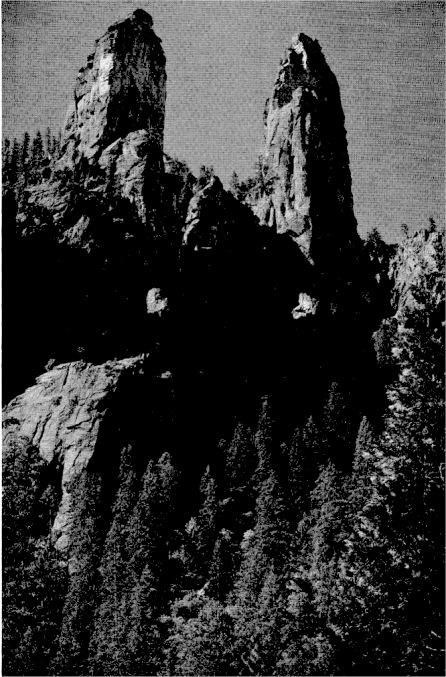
[[253, 31, 360, 268], [271, 32, 333, 108], [60, 7, 166, 166], [115, 8, 154, 28]]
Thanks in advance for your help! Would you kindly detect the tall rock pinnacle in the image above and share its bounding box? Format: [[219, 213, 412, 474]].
[[55, 9, 166, 222], [254, 33, 360, 267], [61, 9, 166, 162]]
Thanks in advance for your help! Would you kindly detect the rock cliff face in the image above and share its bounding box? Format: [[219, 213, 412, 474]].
[[28, 9, 166, 225], [251, 33, 360, 268], [3, 357, 149, 550]]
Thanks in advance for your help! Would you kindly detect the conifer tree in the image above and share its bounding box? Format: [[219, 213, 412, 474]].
[[254, 154, 265, 192], [53, 470, 103, 676], [323, 382, 357, 468], [2, 136, 11, 178], [286, 417, 324, 522], [229, 170, 241, 199], [30, 129, 45, 183], [254, 396, 277, 487], [3, 435, 67, 675], [168, 596, 235, 676], [89, 446, 139, 676], [53, 129, 62, 160], [224, 422, 257, 498], [122, 452, 179, 675], [20, 131, 31, 184], [185, 465, 219, 588], [207, 528, 239, 601], [45, 126, 53, 156], [231, 465, 291, 673], [8, 136, 21, 185]]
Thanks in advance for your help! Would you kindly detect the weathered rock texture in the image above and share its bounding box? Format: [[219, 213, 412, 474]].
[[3, 357, 147, 550], [29, 9, 166, 225], [183, 176, 258, 251], [251, 33, 360, 267], [60, 9, 165, 164]]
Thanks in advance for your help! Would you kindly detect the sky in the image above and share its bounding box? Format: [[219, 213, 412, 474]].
[[2, 0, 445, 241]]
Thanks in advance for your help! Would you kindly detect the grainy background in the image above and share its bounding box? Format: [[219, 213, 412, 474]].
[[3, 0, 444, 241]]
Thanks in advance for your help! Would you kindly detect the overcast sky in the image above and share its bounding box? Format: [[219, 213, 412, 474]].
[[2, 1, 444, 241]]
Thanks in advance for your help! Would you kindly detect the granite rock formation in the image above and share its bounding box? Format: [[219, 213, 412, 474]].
[[3, 357, 149, 550], [60, 9, 165, 164], [250, 33, 361, 268], [183, 175, 260, 251], [3, 17, 379, 554], [26, 9, 166, 225]]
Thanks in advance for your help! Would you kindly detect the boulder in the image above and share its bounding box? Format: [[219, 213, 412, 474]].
[[292, 292, 319, 319], [146, 287, 169, 315]]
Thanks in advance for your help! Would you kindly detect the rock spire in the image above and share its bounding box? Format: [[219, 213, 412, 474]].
[[60, 8, 166, 164], [51, 9, 167, 223], [253, 32, 360, 267]]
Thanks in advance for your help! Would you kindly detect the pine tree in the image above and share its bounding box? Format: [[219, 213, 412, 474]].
[[8, 136, 21, 185], [45, 126, 53, 156], [184, 465, 219, 588], [286, 417, 324, 522], [2, 434, 67, 675], [224, 422, 257, 498], [323, 381, 357, 468], [229, 170, 241, 199], [20, 130, 31, 185], [231, 465, 292, 673], [207, 528, 239, 601], [89, 446, 140, 676], [254, 154, 264, 191], [278, 461, 353, 675], [254, 395, 277, 487], [168, 596, 235, 676], [123, 452, 179, 675], [53, 129, 62, 160], [2, 136, 11, 179], [30, 129, 45, 183], [53, 470, 103, 676], [219, 422, 257, 544]]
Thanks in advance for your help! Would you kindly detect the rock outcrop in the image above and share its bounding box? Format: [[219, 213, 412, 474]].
[[291, 291, 319, 320], [3, 356, 149, 550], [251, 33, 360, 268], [60, 9, 165, 164], [27, 9, 166, 225], [146, 287, 169, 315], [183, 175, 260, 251]]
